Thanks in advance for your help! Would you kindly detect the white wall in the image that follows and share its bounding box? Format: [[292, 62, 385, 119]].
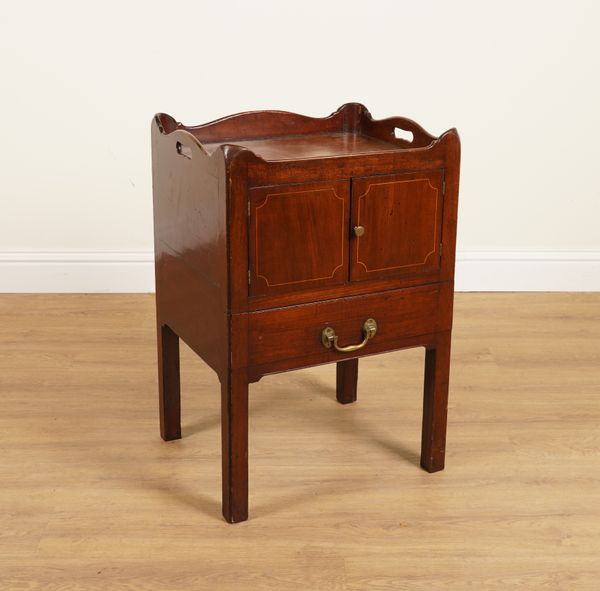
[[1, 0, 599, 291]]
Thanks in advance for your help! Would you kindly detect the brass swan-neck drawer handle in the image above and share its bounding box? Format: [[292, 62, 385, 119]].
[[321, 318, 378, 353]]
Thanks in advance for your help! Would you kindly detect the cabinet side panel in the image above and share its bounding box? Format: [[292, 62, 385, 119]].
[[151, 123, 228, 377], [440, 130, 461, 282]]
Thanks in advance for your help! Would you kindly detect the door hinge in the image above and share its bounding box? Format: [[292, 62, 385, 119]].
[[439, 242, 443, 257], [442, 179, 446, 196], [247, 201, 251, 216], [248, 270, 251, 285]]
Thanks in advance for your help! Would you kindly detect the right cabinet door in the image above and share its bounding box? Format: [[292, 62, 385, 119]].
[[350, 170, 445, 282]]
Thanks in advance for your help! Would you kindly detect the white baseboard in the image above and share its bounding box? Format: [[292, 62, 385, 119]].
[[0, 251, 155, 293], [456, 250, 600, 291], [0, 250, 598, 293]]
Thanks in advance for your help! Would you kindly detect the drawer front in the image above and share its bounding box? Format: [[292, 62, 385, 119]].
[[246, 283, 452, 371]]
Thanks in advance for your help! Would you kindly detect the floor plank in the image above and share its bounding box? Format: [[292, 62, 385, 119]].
[[0, 293, 599, 590]]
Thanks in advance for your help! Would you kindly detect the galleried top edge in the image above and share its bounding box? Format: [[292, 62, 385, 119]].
[[152, 103, 459, 162]]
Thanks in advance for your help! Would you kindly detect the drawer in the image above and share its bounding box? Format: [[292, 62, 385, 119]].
[[246, 282, 453, 373]]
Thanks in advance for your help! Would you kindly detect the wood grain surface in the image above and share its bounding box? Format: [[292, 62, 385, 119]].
[[350, 170, 444, 282], [248, 180, 349, 296], [1, 293, 599, 590]]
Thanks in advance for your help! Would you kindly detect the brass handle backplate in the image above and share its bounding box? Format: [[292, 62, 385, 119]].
[[321, 318, 377, 353], [353, 225, 365, 237]]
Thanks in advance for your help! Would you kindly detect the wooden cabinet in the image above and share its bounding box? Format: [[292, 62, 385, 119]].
[[151, 103, 461, 523]]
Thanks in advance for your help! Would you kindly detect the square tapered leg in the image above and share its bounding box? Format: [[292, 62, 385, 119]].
[[421, 331, 451, 472], [221, 369, 249, 523], [158, 323, 181, 441], [336, 359, 359, 404]]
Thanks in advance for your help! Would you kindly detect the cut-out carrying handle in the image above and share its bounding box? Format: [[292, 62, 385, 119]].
[[175, 141, 193, 159], [394, 127, 414, 142], [380, 116, 436, 148]]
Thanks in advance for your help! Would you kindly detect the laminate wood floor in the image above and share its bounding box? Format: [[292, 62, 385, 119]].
[[1, 294, 599, 590]]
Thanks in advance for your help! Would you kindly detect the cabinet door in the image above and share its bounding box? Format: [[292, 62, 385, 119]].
[[350, 170, 444, 282], [249, 181, 349, 296]]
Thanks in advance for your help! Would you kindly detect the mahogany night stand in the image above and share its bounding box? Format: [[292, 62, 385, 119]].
[[151, 103, 461, 523]]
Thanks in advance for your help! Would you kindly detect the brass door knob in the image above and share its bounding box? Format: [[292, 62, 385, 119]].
[[353, 225, 365, 237]]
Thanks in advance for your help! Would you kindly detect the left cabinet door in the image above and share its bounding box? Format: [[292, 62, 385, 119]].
[[249, 181, 350, 297]]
